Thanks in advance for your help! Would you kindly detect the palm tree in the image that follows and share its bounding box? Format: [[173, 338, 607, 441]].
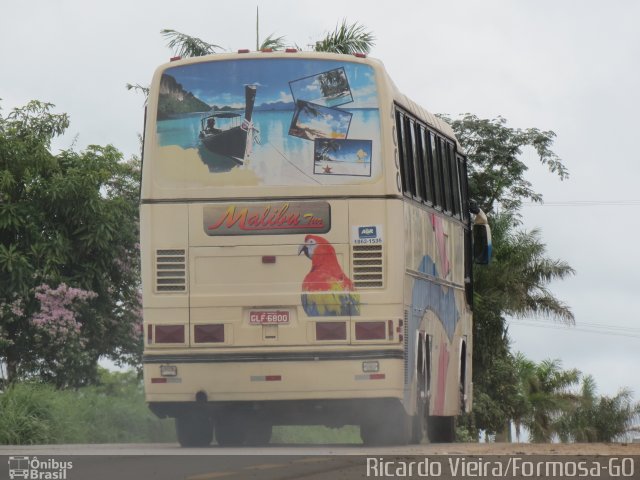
[[474, 212, 575, 325], [515, 357, 580, 442], [161, 29, 223, 58], [314, 20, 375, 54], [159, 19, 374, 59], [556, 376, 640, 442]]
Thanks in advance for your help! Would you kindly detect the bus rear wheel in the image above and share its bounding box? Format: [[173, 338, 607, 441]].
[[245, 422, 273, 446], [176, 413, 213, 447], [360, 404, 411, 446], [427, 415, 456, 443], [215, 416, 247, 446]]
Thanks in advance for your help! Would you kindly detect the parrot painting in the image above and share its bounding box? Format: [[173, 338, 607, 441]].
[[298, 235, 360, 316]]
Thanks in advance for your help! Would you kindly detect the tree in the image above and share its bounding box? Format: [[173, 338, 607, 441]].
[[444, 114, 575, 439], [0, 101, 142, 388], [556, 375, 640, 442], [160, 19, 375, 59], [443, 114, 568, 214], [516, 358, 580, 442]]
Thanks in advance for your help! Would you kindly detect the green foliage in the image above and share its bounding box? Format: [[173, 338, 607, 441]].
[[161, 29, 222, 58], [259, 34, 287, 51], [0, 101, 142, 387], [556, 376, 640, 443], [271, 426, 360, 444], [442, 114, 568, 214], [0, 370, 175, 444], [444, 114, 576, 437], [313, 20, 375, 54]]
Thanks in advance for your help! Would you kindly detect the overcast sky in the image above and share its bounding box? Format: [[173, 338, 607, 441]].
[[2, 0, 639, 401]]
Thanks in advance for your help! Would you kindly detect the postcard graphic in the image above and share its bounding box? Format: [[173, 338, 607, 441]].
[[289, 67, 353, 108], [314, 139, 372, 176], [288, 101, 352, 141]]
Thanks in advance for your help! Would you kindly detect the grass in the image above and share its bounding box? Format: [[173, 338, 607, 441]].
[[0, 370, 175, 445], [0, 369, 363, 445]]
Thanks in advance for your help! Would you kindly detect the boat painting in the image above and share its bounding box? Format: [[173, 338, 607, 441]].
[[198, 85, 257, 163], [155, 58, 382, 187]]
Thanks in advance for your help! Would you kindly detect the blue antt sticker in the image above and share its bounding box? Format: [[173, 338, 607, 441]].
[[358, 226, 377, 238]]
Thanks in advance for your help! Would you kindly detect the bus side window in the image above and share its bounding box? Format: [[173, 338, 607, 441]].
[[409, 118, 424, 201], [395, 111, 409, 195], [439, 136, 452, 214], [458, 154, 470, 223], [429, 131, 444, 210], [419, 126, 435, 205], [403, 116, 417, 198], [449, 143, 461, 219]]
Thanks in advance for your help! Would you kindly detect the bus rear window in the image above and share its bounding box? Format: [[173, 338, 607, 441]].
[[152, 58, 381, 188]]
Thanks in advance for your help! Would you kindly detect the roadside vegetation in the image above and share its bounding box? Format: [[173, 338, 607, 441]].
[[1, 21, 638, 446]]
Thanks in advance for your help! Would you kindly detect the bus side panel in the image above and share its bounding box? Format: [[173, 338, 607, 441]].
[[402, 203, 472, 417]]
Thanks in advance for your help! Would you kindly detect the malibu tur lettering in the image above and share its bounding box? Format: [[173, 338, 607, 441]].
[[203, 201, 331, 236]]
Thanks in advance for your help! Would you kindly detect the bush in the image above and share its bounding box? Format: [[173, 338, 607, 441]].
[[0, 369, 175, 445]]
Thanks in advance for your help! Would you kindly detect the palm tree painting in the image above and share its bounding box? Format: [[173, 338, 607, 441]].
[[288, 100, 352, 141], [313, 139, 372, 176], [289, 67, 353, 108]]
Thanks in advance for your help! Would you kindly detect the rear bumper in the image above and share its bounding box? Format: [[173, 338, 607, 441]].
[[143, 349, 405, 404], [148, 397, 405, 426]]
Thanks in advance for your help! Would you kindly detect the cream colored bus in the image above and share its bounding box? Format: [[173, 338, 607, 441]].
[[141, 51, 491, 446]]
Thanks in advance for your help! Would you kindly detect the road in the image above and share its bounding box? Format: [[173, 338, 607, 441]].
[[2, 443, 639, 480]]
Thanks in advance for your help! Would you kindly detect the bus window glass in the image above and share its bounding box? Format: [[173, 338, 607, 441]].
[[419, 127, 434, 205], [458, 155, 470, 222], [152, 59, 381, 190], [395, 111, 408, 194], [408, 118, 423, 200], [401, 115, 416, 197], [438, 136, 452, 213], [429, 132, 444, 209], [449, 143, 461, 218]]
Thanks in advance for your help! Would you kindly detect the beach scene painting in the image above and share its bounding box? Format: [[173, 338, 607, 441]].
[[289, 67, 353, 108], [288, 101, 352, 141], [314, 139, 372, 177], [155, 58, 381, 187]]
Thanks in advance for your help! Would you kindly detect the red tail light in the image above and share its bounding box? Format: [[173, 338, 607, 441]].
[[147, 325, 153, 344], [355, 321, 386, 340], [154, 325, 185, 343], [316, 322, 346, 340], [194, 324, 224, 343], [238, 49, 250, 53], [388, 320, 394, 340], [170, 56, 181, 62]]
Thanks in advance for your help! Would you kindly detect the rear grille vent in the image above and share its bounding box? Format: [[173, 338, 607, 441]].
[[156, 249, 186, 292], [351, 244, 383, 288]]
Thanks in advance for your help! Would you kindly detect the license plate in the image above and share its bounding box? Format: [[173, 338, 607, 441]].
[[249, 310, 290, 325]]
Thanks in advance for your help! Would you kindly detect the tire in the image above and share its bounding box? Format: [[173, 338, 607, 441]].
[[410, 395, 426, 444], [427, 415, 456, 443], [360, 403, 411, 446], [176, 413, 213, 447], [215, 416, 247, 446], [245, 422, 272, 446]]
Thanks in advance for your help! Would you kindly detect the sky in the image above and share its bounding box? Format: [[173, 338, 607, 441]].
[[2, 0, 639, 402]]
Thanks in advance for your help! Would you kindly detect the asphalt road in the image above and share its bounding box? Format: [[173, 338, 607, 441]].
[[1, 443, 639, 480]]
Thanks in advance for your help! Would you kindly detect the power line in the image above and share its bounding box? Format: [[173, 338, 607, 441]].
[[523, 200, 640, 207], [507, 318, 640, 339]]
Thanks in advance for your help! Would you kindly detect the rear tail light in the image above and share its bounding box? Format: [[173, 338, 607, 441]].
[[154, 325, 185, 343], [194, 324, 224, 343], [355, 321, 386, 340], [316, 322, 346, 341], [388, 320, 394, 340]]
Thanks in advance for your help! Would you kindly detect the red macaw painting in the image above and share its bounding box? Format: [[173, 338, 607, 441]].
[[298, 235, 360, 316]]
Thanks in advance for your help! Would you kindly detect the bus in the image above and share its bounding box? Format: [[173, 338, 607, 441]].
[[140, 50, 491, 447]]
